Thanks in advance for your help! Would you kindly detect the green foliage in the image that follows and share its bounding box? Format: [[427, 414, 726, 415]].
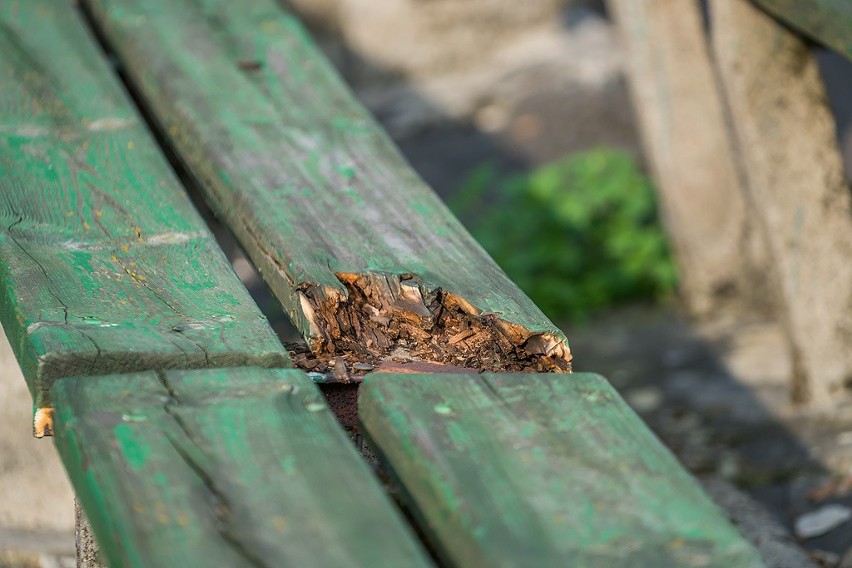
[[450, 150, 677, 321]]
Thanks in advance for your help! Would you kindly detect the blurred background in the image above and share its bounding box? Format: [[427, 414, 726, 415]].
[[2, 0, 852, 566]]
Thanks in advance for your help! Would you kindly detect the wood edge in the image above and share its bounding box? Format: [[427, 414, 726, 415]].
[[33, 407, 54, 438]]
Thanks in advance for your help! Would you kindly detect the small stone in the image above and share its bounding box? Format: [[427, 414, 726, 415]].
[[809, 550, 839, 566], [794, 504, 852, 539], [839, 546, 852, 568], [625, 386, 663, 413], [475, 102, 509, 133], [663, 348, 690, 368], [353, 362, 374, 371], [717, 453, 740, 481]]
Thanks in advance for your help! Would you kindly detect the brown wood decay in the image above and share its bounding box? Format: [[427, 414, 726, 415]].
[[289, 272, 572, 381]]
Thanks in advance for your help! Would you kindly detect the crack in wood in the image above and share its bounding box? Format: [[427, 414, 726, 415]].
[[6, 215, 70, 324], [157, 371, 270, 568]]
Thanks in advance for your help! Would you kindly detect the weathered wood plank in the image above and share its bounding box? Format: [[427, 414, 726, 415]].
[[606, 0, 768, 315], [0, 0, 289, 432], [80, 0, 572, 376], [53, 367, 433, 568], [751, 0, 852, 61], [360, 372, 763, 567], [711, 0, 852, 404]]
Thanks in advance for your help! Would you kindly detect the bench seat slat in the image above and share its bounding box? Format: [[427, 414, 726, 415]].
[[79, 0, 572, 373], [360, 372, 763, 567], [53, 367, 434, 568], [0, 0, 288, 424]]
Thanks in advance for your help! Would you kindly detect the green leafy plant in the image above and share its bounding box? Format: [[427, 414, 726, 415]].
[[450, 149, 677, 321]]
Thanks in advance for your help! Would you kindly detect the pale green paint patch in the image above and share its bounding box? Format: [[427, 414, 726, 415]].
[[114, 422, 150, 470]]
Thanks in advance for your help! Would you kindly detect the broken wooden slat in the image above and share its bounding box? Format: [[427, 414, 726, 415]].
[[53, 367, 434, 568], [360, 372, 763, 567], [80, 0, 572, 375], [606, 0, 768, 315], [711, 0, 852, 404], [751, 0, 852, 61], [0, 0, 289, 433]]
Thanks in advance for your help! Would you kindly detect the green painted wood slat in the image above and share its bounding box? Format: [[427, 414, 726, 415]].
[[1, 2, 760, 567], [360, 372, 764, 567], [79, 0, 573, 376], [0, 0, 289, 435], [53, 367, 434, 568], [1, 6, 437, 566], [751, 0, 852, 61]]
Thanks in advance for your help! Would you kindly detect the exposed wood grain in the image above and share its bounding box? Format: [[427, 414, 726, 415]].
[[751, 0, 852, 61], [79, 0, 572, 374], [712, 0, 852, 404], [0, 0, 289, 432], [53, 368, 433, 568], [607, 0, 768, 315], [360, 372, 763, 567]]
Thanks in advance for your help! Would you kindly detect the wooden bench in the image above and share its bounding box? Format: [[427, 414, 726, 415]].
[[0, 0, 762, 565]]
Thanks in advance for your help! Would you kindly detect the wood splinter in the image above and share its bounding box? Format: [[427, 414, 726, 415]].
[[34, 407, 55, 438]]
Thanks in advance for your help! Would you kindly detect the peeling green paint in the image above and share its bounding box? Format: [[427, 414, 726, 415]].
[[361, 372, 764, 567], [114, 422, 150, 470]]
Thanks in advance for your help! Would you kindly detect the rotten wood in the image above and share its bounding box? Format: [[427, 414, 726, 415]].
[[79, 0, 572, 374], [711, 0, 852, 404], [0, 0, 289, 436], [360, 372, 763, 567], [607, 0, 769, 315], [54, 368, 433, 567]]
